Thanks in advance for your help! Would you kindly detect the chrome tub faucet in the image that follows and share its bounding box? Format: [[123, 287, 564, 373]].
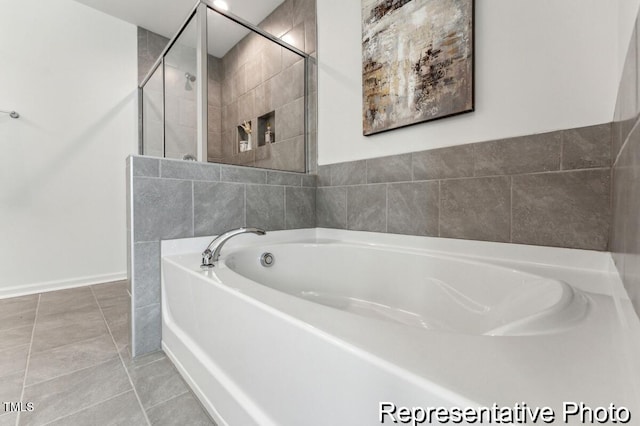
[[201, 227, 266, 268]]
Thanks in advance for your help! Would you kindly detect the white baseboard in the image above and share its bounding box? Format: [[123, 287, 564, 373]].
[[0, 272, 127, 299]]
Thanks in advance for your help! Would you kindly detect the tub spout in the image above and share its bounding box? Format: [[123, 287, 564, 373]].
[[201, 227, 266, 268]]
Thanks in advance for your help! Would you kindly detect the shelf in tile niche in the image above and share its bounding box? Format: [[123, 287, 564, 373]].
[[237, 120, 253, 153], [257, 112, 276, 147]]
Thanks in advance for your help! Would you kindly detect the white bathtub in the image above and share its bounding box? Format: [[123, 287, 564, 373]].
[[161, 229, 640, 426]]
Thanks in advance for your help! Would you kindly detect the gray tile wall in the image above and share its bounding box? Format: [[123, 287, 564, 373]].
[[138, 28, 169, 85], [317, 124, 612, 251], [611, 14, 640, 316], [218, 0, 317, 172], [127, 156, 316, 356]]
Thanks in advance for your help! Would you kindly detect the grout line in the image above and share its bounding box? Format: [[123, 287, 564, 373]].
[[509, 176, 514, 243], [318, 166, 612, 188], [344, 187, 349, 229], [244, 184, 248, 227], [144, 389, 190, 413], [90, 287, 152, 426], [385, 184, 389, 233], [283, 186, 288, 229], [438, 180, 442, 237], [191, 180, 195, 236], [613, 114, 640, 166], [22, 356, 121, 389], [39, 390, 132, 426], [16, 294, 40, 426]]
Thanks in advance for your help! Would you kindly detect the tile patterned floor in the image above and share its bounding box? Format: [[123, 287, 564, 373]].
[[0, 282, 215, 426]]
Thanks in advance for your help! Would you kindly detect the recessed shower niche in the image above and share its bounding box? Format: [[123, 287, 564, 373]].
[[138, 1, 313, 173]]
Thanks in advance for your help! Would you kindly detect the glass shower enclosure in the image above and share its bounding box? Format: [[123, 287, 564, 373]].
[[139, 0, 311, 173]]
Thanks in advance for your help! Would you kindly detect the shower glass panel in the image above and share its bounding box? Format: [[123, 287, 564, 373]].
[[139, 1, 310, 173], [142, 65, 164, 157], [163, 17, 198, 161]]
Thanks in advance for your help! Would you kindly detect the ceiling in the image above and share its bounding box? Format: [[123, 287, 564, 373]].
[[73, 0, 284, 56]]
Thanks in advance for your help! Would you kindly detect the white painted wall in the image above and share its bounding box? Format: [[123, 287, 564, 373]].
[[0, 0, 138, 297], [618, 0, 640, 75], [317, 0, 619, 165]]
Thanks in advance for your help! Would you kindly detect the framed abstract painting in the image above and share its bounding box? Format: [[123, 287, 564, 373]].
[[362, 0, 474, 135]]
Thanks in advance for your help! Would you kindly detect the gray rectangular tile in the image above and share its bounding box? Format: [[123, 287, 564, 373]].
[[38, 287, 97, 317], [120, 347, 166, 373], [133, 177, 193, 242], [221, 165, 267, 184], [0, 295, 37, 332], [26, 334, 118, 386], [194, 181, 245, 236], [0, 413, 17, 426], [512, 169, 610, 250], [133, 303, 161, 357], [0, 310, 36, 333], [317, 165, 331, 187], [0, 295, 38, 318], [20, 359, 131, 426], [107, 316, 130, 352], [160, 160, 220, 181], [132, 156, 160, 177], [133, 241, 161, 308], [367, 154, 412, 183], [246, 185, 285, 230], [440, 176, 511, 242], [330, 160, 366, 186], [92, 281, 127, 307], [267, 171, 302, 186], [47, 391, 147, 426], [347, 184, 387, 232], [147, 391, 214, 426], [0, 371, 24, 406], [562, 123, 611, 170], [316, 187, 347, 229], [0, 326, 33, 352], [32, 308, 109, 354], [285, 187, 316, 229], [128, 358, 188, 410], [387, 182, 439, 237], [474, 132, 561, 176], [0, 345, 29, 379], [412, 144, 474, 180], [302, 174, 317, 187]]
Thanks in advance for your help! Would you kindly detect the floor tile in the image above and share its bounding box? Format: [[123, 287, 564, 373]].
[[0, 311, 36, 333], [0, 345, 29, 379], [0, 413, 18, 426], [0, 326, 33, 352], [0, 295, 38, 317], [0, 371, 25, 403], [128, 358, 188, 410], [100, 300, 129, 327], [31, 312, 108, 354], [37, 288, 97, 317], [120, 347, 165, 372], [47, 391, 147, 426], [108, 320, 129, 351], [20, 359, 131, 426], [147, 392, 215, 426], [92, 281, 128, 302], [26, 335, 118, 386]]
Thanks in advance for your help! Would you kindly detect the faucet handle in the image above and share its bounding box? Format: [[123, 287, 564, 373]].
[[201, 249, 214, 269]]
